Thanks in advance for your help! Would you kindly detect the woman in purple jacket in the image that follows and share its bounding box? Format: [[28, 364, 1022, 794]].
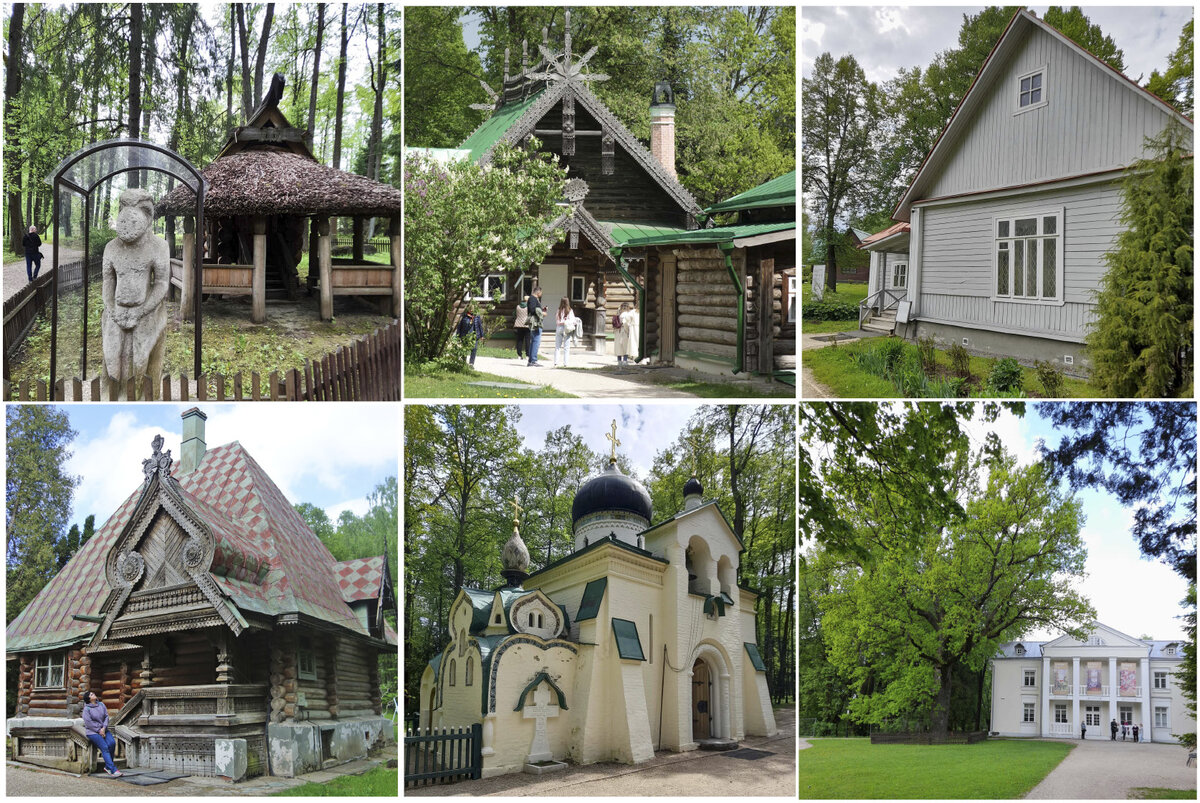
[[82, 691, 122, 777]]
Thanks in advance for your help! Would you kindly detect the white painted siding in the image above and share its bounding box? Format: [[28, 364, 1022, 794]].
[[917, 180, 1124, 341], [927, 26, 1191, 200]]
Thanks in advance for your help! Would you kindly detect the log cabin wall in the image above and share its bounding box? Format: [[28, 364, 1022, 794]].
[[232, 629, 271, 685], [673, 247, 743, 365], [294, 635, 332, 720], [334, 636, 382, 718], [150, 632, 216, 687], [19, 649, 85, 718], [93, 652, 140, 713]]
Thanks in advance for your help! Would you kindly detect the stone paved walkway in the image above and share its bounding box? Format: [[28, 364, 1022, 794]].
[[1024, 738, 1195, 799], [6, 756, 389, 797], [472, 350, 699, 399]]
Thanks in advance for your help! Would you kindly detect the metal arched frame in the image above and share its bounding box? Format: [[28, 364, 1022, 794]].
[[46, 138, 206, 388]]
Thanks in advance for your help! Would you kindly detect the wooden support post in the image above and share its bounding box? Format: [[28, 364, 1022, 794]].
[[252, 218, 267, 324], [390, 216, 401, 317], [318, 218, 333, 321], [215, 632, 232, 684], [352, 217, 364, 262], [757, 257, 774, 375], [139, 648, 154, 689], [308, 217, 319, 295], [180, 216, 195, 321]]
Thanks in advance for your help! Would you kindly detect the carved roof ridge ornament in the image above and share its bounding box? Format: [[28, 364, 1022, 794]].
[[142, 434, 177, 487], [563, 177, 589, 203], [530, 10, 609, 87]]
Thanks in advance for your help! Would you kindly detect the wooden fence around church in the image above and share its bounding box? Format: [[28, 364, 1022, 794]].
[[404, 723, 482, 787], [4, 319, 401, 401]]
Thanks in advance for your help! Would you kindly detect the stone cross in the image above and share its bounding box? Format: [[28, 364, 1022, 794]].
[[606, 419, 621, 462], [523, 685, 559, 763]]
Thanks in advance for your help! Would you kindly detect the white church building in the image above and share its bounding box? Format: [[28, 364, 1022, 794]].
[[419, 429, 777, 776], [991, 622, 1193, 743]]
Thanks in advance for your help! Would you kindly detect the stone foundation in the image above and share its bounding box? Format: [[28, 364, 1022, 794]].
[[266, 716, 393, 777]]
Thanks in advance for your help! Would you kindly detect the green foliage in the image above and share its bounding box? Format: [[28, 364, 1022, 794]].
[[6, 406, 80, 622], [274, 765, 398, 796], [987, 358, 1024, 394], [947, 342, 972, 379], [802, 299, 858, 322], [403, 144, 567, 364], [917, 337, 938, 376], [1147, 19, 1193, 118], [1088, 124, 1194, 397], [1174, 583, 1196, 749], [404, 7, 487, 148], [1043, 7, 1126, 72], [1034, 361, 1065, 398]]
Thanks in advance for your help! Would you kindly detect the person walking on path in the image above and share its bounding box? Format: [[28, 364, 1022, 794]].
[[22, 225, 42, 281], [513, 296, 530, 361], [82, 691, 122, 777], [455, 306, 485, 367], [1081, 722, 1087, 740], [1110, 718, 1118, 740], [526, 288, 547, 366], [553, 297, 577, 368]]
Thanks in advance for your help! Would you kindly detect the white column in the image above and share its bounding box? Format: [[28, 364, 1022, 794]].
[[719, 671, 731, 740], [1108, 656, 1118, 731], [1140, 657, 1152, 743], [908, 207, 922, 315], [1072, 656, 1081, 738], [1042, 656, 1051, 737]]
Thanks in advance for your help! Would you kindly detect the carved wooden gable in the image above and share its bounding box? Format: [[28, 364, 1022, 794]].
[[136, 511, 192, 591]]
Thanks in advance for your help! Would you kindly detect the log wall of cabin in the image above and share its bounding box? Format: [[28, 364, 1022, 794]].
[[150, 632, 216, 687], [335, 637, 382, 718], [19, 648, 87, 718], [673, 247, 743, 363], [744, 241, 796, 372], [232, 629, 271, 685], [93, 652, 140, 713], [537, 103, 690, 228]]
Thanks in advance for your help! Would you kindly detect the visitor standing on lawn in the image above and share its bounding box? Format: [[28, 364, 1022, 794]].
[[526, 287, 547, 366], [513, 295, 530, 361], [22, 225, 42, 281], [456, 305, 485, 367]]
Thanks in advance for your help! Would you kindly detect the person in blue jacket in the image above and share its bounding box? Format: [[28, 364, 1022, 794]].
[[82, 691, 122, 777], [456, 306, 486, 367]]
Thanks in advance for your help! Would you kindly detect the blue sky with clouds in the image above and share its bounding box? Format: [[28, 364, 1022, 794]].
[[59, 404, 398, 534]]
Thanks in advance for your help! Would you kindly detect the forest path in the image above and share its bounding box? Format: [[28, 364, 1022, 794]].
[[4, 246, 85, 301]]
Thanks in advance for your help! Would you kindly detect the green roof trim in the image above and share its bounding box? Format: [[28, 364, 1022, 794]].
[[458, 92, 545, 162], [745, 642, 767, 672], [705, 171, 796, 214], [611, 618, 646, 661], [601, 221, 690, 246], [576, 578, 608, 622], [618, 221, 793, 249], [513, 669, 569, 712]]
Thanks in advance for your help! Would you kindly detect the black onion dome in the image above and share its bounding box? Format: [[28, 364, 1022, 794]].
[[571, 461, 653, 524], [683, 475, 703, 497]]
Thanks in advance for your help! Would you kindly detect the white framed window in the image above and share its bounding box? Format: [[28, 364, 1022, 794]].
[[1024, 669, 1037, 687], [1016, 66, 1047, 113], [1155, 705, 1169, 728], [1015, 644, 1026, 656], [471, 273, 507, 300], [1055, 704, 1068, 724], [297, 649, 317, 681], [1154, 671, 1169, 690], [570, 276, 587, 302], [1120, 704, 1133, 725], [1085, 706, 1100, 727], [34, 653, 65, 689], [891, 262, 907, 289], [1166, 645, 1177, 655], [994, 209, 1064, 304], [1023, 703, 1036, 723]]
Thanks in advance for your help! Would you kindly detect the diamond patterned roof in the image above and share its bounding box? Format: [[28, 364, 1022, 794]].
[[7, 442, 374, 653], [333, 556, 385, 603]]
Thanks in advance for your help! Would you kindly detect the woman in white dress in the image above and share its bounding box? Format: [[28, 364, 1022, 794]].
[[553, 297, 577, 367], [613, 301, 639, 366]]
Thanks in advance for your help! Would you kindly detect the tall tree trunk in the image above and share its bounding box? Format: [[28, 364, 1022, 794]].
[[365, 4, 386, 239], [5, 3, 26, 254], [332, 3, 348, 170], [226, 5, 234, 124], [252, 3, 276, 107], [128, 3, 143, 188], [236, 4, 252, 118], [306, 3, 325, 149], [824, 223, 839, 292], [932, 663, 954, 740]]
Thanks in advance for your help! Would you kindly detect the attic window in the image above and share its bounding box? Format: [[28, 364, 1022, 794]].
[[1015, 644, 1026, 656], [1166, 645, 1176, 655], [1016, 67, 1047, 112]]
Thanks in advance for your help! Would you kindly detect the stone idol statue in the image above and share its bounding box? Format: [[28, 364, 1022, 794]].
[[102, 188, 169, 399]]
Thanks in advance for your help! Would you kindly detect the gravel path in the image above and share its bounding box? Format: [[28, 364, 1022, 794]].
[[1024, 738, 1196, 799], [408, 707, 796, 797], [3, 246, 83, 301]]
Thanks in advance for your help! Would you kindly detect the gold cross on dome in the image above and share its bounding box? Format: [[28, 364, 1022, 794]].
[[606, 419, 621, 462], [686, 432, 700, 476], [510, 493, 525, 526]]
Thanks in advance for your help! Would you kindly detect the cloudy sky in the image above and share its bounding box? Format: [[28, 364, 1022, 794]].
[[944, 406, 1188, 643], [59, 404, 398, 534], [802, 6, 1193, 86]]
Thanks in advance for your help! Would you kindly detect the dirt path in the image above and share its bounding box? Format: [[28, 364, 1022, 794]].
[[1023, 738, 1195, 799], [408, 707, 796, 797], [3, 246, 83, 301]]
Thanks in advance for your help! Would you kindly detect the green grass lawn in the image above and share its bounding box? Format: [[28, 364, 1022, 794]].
[[801, 282, 869, 334], [1128, 788, 1199, 799], [805, 336, 1098, 398], [274, 765, 398, 796], [404, 367, 574, 398], [799, 738, 1074, 799]]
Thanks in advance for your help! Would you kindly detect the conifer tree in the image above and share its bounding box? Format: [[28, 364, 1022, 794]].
[[1088, 123, 1193, 397]]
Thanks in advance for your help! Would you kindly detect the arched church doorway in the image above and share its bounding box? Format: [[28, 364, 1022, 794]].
[[692, 658, 712, 739]]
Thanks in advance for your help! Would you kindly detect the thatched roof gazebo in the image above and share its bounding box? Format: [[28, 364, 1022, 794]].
[[158, 75, 400, 322]]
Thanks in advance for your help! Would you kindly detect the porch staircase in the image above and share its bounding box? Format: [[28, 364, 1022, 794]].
[[861, 308, 897, 336]]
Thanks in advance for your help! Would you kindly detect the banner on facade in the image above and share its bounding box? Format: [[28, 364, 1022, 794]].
[[1052, 662, 1070, 695], [1086, 662, 1102, 694], [1119, 662, 1138, 696]]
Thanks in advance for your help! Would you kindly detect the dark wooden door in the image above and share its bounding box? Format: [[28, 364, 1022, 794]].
[[660, 255, 676, 362], [692, 659, 711, 739]]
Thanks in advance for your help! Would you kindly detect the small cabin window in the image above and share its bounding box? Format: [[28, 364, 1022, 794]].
[[471, 274, 507, 301], [298, 649, 318, 681], [1016, 67, 1047, 112], [449, 659, 456, 686], [465, 657, 474, 686], [34, 653, 65, 689], [570, 276, 587, 302], [891, 263, 907, 289]]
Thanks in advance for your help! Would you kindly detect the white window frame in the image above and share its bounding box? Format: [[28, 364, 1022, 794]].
[[471, 273, 507, 301], [1154, 671, 1169, 690], [787, 276, 797, 323], [1166, 645, 1177, 655], [891, 262, 908, 289], [992, 208, 1064, 305], [1119, 704, 1133, 725], [570, 275, 587, 303], [1154, 705, 1169, 728], [1023, 703, 1036, 723], [1024, 669, 1037, 687], [1054, 703, 1068, 724], [297, 649, 318, 681], [1085, 705, 1101, 727], [34, 653, 65, 689], [1015, 65, 1048, 114]]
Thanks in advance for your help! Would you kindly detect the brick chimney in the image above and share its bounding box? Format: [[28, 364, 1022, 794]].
[[650, 81, 677, 178], [180, 407, 207, 475]]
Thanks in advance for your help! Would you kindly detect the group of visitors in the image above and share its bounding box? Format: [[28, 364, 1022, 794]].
[[1102, 718, 1144, 742]]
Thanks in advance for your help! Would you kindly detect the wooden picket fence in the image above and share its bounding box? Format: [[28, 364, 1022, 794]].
[[4, 319, 401, 402], [404, 723, 482, 788], [3, 261, 85, 380]]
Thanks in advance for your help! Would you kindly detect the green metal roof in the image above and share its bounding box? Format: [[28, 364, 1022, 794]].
[[705, 171, 796, 214], [601, 221, 689, 246], [611, 618, 645, 661], [745, 642, 767, 672], [617, 221, 794, 249], [458, 92, 545, 162], [576, 578, 608, 622]]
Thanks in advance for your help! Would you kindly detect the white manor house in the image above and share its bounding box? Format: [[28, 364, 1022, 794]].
[[991, 622, 1194, 743]]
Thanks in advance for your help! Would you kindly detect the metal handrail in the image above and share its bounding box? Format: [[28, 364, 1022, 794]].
[[859, 289, 906, 327]]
